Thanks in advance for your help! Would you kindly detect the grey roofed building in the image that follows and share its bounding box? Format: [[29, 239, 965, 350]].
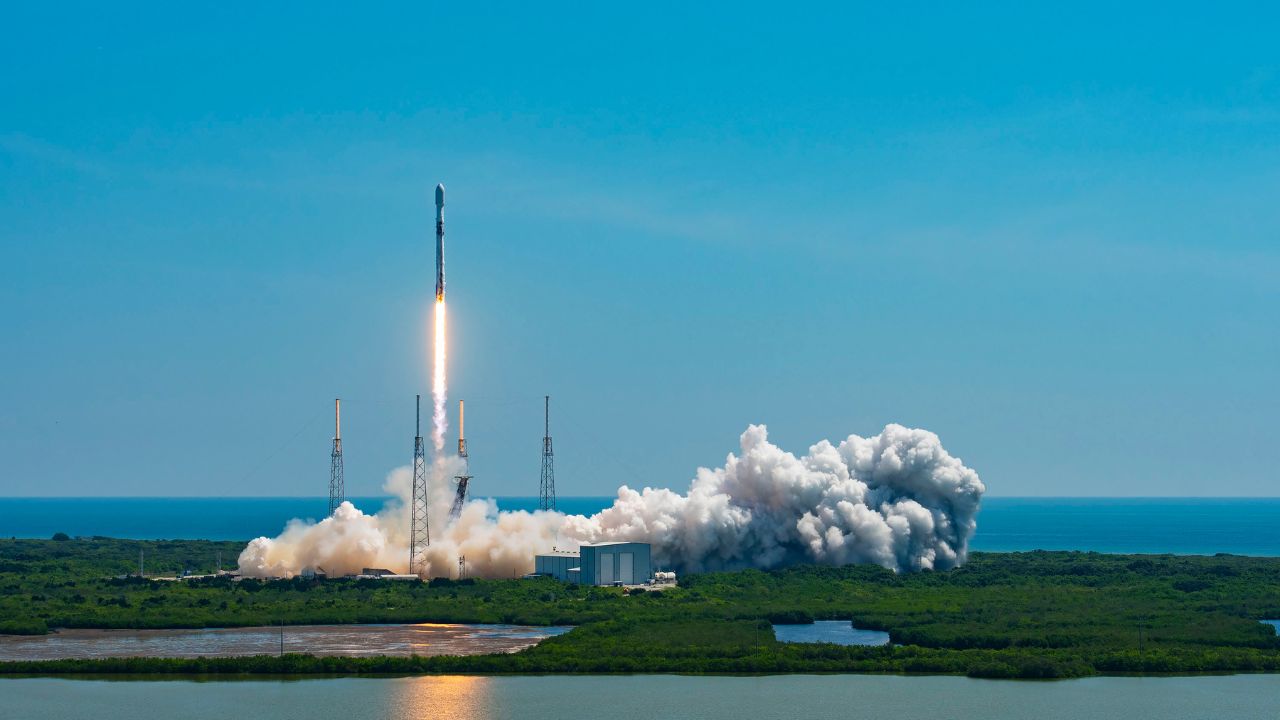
[[533, 542, 651, 586], [533, 550, 579, 583]]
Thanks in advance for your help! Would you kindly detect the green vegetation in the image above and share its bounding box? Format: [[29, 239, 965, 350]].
[[2, 538, 1280, 678]]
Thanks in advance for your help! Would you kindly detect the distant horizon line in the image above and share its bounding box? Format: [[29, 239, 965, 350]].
[[2, 495, 1279, 501]]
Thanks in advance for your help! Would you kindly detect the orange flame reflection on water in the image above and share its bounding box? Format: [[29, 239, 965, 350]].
[[392, 675, 489, 720]]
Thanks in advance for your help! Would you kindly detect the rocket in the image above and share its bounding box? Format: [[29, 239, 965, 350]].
[[434, 183, 445, 302]]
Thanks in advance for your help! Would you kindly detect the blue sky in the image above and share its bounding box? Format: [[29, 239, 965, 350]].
[[1, 3, 1277, 497]]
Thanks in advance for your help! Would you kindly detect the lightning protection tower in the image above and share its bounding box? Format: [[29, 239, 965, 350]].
[[450, 399, 471, 520], [328, 399, 344, 517], [409, 394, 430, 576], [539, 395, 556, 511]]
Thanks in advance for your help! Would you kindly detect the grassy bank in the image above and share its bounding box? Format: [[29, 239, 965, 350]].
[[2, 538, 1279, 678]]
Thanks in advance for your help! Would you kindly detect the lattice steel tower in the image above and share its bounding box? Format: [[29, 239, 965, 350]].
[[450, 399, 471, 520], [328, 398, 344, 517], [539, 395, 556, 511], [409, 394, 430, 576]]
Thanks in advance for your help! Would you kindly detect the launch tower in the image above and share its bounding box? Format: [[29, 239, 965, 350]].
[[539, 395, 556, 511], [328, 399, 344, 517], [409, 394, 430, 575]]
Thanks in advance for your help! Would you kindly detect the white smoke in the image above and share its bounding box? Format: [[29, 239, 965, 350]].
[[237, 423, 985, 578]]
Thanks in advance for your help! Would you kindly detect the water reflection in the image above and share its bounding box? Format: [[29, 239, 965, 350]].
[[4, 675, 1279, 720], [391, 676, 491, 720]]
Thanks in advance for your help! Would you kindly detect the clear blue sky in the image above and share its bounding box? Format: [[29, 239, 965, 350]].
[[2, 3, 1277, 497]]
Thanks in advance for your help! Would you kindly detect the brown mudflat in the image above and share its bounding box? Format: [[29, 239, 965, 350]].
[[0, 623, 570, 660]]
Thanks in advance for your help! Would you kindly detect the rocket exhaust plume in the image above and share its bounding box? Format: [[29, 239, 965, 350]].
[[237, 184, 988, 578], [239, 423, 985, 579], [432, 300, 447, 452]]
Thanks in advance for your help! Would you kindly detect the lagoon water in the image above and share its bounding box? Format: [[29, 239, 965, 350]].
[[773, 621, 889, 646], [4, 496, 1280, 556], [3, 674, 1279, 720]]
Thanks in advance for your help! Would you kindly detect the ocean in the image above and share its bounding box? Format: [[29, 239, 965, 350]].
[[2, 496, 1279, 556]]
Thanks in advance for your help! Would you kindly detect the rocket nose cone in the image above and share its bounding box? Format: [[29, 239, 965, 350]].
[[435, 183, 445, 207]]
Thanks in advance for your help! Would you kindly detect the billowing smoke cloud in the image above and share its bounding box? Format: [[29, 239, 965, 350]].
[[238, 423, 984, 578]]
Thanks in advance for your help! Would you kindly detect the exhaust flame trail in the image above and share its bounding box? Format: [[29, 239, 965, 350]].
[[432, 299, 447, 452], [431, 183, 447, 455]]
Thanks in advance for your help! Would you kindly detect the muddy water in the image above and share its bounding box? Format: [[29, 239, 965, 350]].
[[0, 623, 570, 660]]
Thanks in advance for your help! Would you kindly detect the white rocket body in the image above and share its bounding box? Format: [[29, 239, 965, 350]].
[[434, 184, 445, 302]]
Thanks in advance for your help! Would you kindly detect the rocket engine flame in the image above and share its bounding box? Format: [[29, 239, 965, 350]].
[[432, 299, 447, 452]]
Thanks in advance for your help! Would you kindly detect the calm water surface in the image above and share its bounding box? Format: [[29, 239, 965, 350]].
[[3, 674, 1278, 720], [5, 496, 1280, 555], [0, 624, 569, 661], [773, 621, 889, 646]]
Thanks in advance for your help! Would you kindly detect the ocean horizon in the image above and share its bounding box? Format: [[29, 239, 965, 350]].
[[2, 496, 1279, 557]]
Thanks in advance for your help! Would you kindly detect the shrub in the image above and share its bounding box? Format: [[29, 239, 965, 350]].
[[0, 618, 48, 635], [767, 609, 814, 625]]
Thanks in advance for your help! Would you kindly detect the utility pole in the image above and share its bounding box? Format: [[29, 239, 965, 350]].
[[539, 395, 556, 511]]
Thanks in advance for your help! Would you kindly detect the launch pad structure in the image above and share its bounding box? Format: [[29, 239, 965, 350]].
[[409, 394, 430, 576], [450, 399, 471, 520]]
